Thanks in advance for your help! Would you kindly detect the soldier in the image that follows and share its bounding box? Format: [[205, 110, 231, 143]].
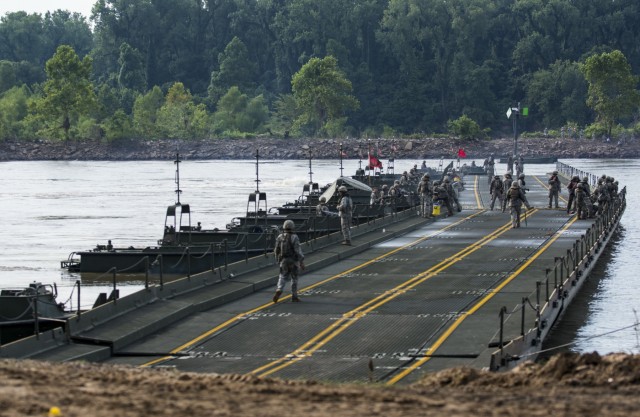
[[502, 173, 513, 212], [566, 176, 580, 214], [580, 177, 594, 217], [517, 173, 532, 210], [388, 180, 402, 200], [399, 171, 410, 186], [370, 187, 383, 206], [594, 178, 609, 214], [548, 170, 561, 208], [506, 154, 514, 173], [574, 183, 588, 220], [506, 182, 526, 228], [337, 185, 353, 245], [433, 180, 454, 216], [316, 196, 338, 217], [489, 175, 504, 211], [417, 174, 432, 218], [443, 177, 462, 212], [272, 220, 305, 303]]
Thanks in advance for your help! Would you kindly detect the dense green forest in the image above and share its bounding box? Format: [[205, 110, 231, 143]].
[[1, 0, 640, 142]]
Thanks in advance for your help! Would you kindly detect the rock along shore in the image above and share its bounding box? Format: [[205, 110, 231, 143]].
[[1, 136, 638, 161]]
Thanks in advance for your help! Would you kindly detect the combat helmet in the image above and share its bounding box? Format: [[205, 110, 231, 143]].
[[422, 174, 430, 180], [494, 175, 500, 179], [338, 185, 348, 192], [518, 173, 525, 179], [572, 175, 580, 181], [582, 177, 589, 182], [552, 170, 558, 175], [319, 197, 326, 203], [511, 182, 520, 188], [283, 220, 295, 231], [576, 183, 584, 189]]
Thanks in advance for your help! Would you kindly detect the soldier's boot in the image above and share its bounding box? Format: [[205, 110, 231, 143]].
[[272, 290, 282, 303], [292, 296, 301, 302]]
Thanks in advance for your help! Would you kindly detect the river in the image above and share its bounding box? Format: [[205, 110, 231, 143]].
[[1, 157, 637, 355]]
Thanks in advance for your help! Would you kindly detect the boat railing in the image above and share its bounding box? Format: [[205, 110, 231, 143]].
[[490, 182, 626, 371]]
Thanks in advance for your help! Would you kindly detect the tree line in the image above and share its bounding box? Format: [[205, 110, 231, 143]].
[[1, 0, 639, 142]]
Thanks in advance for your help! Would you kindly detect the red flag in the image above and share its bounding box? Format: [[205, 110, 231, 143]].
[[368, 148, 383, 169], [340, 150, 348, 157], [457, 148, 467, 158]]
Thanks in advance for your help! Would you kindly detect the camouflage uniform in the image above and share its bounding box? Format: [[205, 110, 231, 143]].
[[273, 220, 305, 303], [433, 181, 454, 216], [337, 186, 353, 245], [566, 176, 580, 213], [443, 177, 462, 212], [574, 184, 588, 220], [548, 171, 561, 208], [417, 175, 432, 218], [517, 174, 532, 210], [502, 173, 513, 212], [489, 175, 504, 211], [507, 183, 525, 228]]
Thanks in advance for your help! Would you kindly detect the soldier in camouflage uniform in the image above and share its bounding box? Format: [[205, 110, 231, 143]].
[[502, 173, 513, 212], [432, 180, 454, 216], [548, 170, 561, 209], [507, 182, 526, 228], [443, 177, 462, 212], [417, 174, 432, 218], [337, 185, 353, 245], [574, 183, 588, 220], [489, 175, 504, 211], [273, 220, 305, 303]]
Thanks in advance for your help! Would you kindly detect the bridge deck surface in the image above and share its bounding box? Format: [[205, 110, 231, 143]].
[[31, 173, 595, 384]]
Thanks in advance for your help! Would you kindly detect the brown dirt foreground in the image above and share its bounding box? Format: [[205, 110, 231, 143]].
[[2, 353, 640, 417]]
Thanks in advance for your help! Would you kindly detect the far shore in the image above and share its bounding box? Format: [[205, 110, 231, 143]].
[[1, 136, 638, 161]]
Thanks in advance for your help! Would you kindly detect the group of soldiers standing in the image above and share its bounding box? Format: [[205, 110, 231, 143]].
[[487, 171, 533, 228], [558, 173, 620, 220]]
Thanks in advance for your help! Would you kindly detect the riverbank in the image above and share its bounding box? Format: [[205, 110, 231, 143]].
[[2, 352, 640, 416], [1, 136, 638, 161]]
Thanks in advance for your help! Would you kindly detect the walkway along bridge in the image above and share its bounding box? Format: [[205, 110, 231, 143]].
[[0, 163, 626, 385]]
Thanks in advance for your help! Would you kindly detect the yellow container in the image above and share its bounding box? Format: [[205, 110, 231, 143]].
[[432, 204, 441, 216]]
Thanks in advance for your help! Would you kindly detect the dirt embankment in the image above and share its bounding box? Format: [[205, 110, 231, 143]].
[[1, 136, 638, 161], [2, 352, 640, 417]]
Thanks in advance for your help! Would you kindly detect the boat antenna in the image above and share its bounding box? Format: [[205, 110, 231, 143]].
[[339, 142, 344, 177], [254, 149, 261, 192], [358, 142, 362, 170], [307, 148, 314, 184], [174, 151, 182, 204]]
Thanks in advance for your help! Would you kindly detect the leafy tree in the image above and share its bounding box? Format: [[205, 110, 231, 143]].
[[132, 86, 164, 138], [156, 82, 210, 139], [526, 60, 589, 128], [0, 60, 17, 94], [291, 56, 359, 136], [447, 114, 484, 139], [208, 37, 258, 106], [581, 50, 640, 137], [213, 86, 268, 134], [33, 45, 96, 139], [103, 109, 135, 140], [117, 42, 147, 92], [0, 85, 30, 140]]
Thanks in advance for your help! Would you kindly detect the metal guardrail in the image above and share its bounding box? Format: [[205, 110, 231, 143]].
[[490, 166, 626, 370]]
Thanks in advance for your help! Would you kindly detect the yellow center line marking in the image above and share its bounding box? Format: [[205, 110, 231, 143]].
[[141, 208, 488, 368], [386, 214, 578, 385], [252, 209, 540, 377], [473, 175, 483, 209]]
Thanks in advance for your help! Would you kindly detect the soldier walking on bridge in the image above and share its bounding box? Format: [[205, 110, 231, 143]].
[[507, 182, 526, 228], [489, 175, 504, 211], [501, 173, 513, 212], [273, 220, 305, 303]]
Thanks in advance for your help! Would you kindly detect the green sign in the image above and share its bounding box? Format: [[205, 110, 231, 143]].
[[522, 107, 529, 116]]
